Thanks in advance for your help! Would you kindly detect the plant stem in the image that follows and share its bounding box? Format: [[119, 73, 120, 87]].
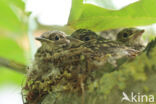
[[0, 57, 26, 74]]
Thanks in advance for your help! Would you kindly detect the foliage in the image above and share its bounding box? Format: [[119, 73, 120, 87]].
[[0, 36, 26, 84], [0, 0, 27, 85], [0, 0, 27, 34], [0, 36, 26, 63], [84, 0, 116, 9], [68, 0, 156, 31]]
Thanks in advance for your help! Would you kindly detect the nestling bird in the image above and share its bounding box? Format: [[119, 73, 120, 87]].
[[116, 28, 145, 51], [24, 30, 93, 104], [70, 29, 99, 41], [24, 31, 73, 104], [23, 29, 142, 104], [27, 31, 70, 80], [71, 29, 139, 62], [27, 29, 141, 104], [28, 31, 85, 79]]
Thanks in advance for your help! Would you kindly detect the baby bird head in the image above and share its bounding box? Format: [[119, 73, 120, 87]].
[[117, 28, 144, 46], [71, 29, 98, 42], [36, 31, 70, 49]]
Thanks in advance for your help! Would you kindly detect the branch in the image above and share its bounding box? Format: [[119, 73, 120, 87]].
[[0, 56, 27, 74]]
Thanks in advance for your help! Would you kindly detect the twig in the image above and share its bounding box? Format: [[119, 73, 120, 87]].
[[0, 56, 27, 74]]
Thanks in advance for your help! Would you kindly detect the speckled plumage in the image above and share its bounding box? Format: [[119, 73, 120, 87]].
[[71, 29, 139, 61], [23, 29, 142, 104], [23, 31, 95, 104]]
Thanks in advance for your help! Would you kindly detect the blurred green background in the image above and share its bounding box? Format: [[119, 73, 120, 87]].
[[0, 0, 27, 85]]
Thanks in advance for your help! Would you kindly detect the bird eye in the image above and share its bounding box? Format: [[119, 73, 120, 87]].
[[55, 36, 59, 40], [123, 33, 128, 38], [84, 37, 90, 41]]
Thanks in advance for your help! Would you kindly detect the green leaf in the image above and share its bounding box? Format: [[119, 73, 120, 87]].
[[84, 0, 115, 9], [68, 0, 84, 23], [0, 68, 25, 85], [0, 0, 27, 33], [2, 0, 25, 10], [0, 35, 26, 85], [0, 36, 26, 63], [68, 0, 156, 31]]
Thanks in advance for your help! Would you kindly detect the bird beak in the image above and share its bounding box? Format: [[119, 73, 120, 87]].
[[35, 37, 45, 41], [133, 29, 145, 38], [137, 29, 144, 34], [67, 36, 84, 44], [66, 36, 85, 47], [35, 37, 54, 44], [136, 29, 144, 35]]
